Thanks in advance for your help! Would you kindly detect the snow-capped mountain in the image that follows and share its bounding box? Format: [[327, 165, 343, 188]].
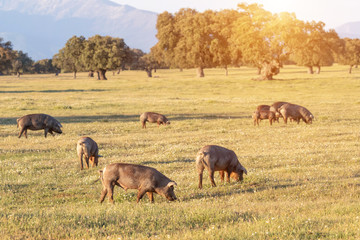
[[0, 0, 158, 60]]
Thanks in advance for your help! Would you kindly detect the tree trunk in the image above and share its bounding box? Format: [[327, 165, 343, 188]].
[[117, 69, 121, 74], [316, 66, 321, 74], [257, 60, 279, 80], [88, 71, 94, 77], [197, 67, 204, 77], [73, 71, 77, 79], [179, 68, 183, 72], [349, 65, 353, 74], [307, 66, 314, 74], [98, 69, 107, 80], [17, 72, 21, 78], [145, 67, 152, 77], [96, 71, 100, 80], [257, 67, 262, 75], [225, 66, 228, 76]]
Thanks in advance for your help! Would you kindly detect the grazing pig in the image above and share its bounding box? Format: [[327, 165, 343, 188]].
[[77, 137, 102, 170], [140, 112, 170, 128], [279, 103, 314, 124], [252, 110, 276, 126], [196, 145, 247, 189], [17, 113, 62, 138], [99, 163, 177, 203]]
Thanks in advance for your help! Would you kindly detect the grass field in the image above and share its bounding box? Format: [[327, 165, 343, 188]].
[[0, 65, 360, 239]]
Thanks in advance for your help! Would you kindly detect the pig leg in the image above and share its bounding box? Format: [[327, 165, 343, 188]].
[[146, 192, 154, 203], [18, 127, 26, 138], [79, 153, 84, 170], [209, 169, 216, 187], [44, 128, 49, 138], [89, 156, 95, 167], [226, 170, 231, 183], [99, 187, 108, 203], [219, 171, 225, 182], [94, 156, 99, 167], [84, 156, 90, 169], [48, 129, 54, 136], [197, 165, 205, 189], [24, 129, 28, 138], [283, 117, 288, 124], [107, 183, 115, 204], [136, 188, 147, 203]]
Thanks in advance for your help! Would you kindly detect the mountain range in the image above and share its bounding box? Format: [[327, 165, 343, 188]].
[[0, 0, 158, 60], [335, 22, 360, 39]]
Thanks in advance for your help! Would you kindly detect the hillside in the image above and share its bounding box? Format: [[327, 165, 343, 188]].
[[335, 21, 360, 39], [0, 0, 158, 60]]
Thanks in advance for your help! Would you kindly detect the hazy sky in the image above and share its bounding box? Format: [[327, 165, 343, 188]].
[[112, 0, 359, 29]]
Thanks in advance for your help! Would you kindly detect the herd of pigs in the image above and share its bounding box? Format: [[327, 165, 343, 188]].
[[16, 101, 313, 203]]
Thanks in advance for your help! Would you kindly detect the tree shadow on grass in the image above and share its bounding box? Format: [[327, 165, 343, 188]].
[[141, 158, 194, 165], [57, 114, 139, 124], [170, 113, 249, 121], [0, 112, 249, 126], [0, 114, 140, 126], [0, 89, 107, 94], [2, 183, 31, 193], [182, 183, 300, 202]]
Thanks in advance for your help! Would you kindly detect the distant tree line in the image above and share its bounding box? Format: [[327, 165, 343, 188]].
[[2, 3, 360, 79], [151, 3, 360, 79], [52, 35, 161, 80], [0, 37, 58, 77], [0, 35, 159, 79]]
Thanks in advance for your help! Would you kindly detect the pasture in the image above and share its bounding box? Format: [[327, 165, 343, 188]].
[[0, 65, 359, 239]]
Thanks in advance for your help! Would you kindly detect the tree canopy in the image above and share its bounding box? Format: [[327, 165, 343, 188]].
[[337, 38, 360, 73], [53, 36, 85, 79], [153, 4, 344, 79], [0, 38, 14, 74]]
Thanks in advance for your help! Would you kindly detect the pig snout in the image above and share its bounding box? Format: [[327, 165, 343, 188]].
[[52, 123, 63, 134], [166, 191, 177, 201], [164, 181, 177, 201], [53, 127, 62, 134]]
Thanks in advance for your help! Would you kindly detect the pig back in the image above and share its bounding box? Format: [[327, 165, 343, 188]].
[[270, 101, 289, 113], [104, 163, 172, 189], [17, 114, 50, 128], [256, 105, 270, 111], [279, 103, 302, 118]]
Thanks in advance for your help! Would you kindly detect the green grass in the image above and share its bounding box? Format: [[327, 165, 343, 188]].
[[0, 65, 360, 239]]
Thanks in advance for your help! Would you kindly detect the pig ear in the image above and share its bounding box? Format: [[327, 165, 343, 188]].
[[58, 122, 63, 128], [167, 182, 177, 188]]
